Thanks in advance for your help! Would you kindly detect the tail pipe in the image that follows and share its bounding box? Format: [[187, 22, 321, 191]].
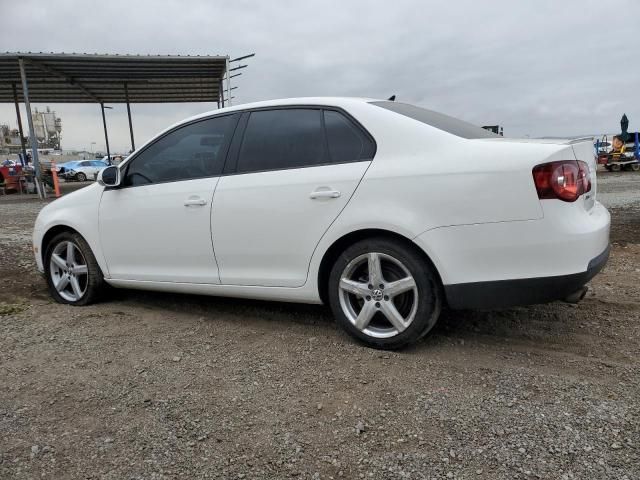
[[563, 286, 588, 304]]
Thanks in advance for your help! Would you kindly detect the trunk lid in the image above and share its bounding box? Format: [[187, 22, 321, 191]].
[[478, 136, 597, 210], [569, 138, 597, 210]]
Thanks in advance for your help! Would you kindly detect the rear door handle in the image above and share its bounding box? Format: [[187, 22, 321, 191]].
[[310, 189, 341, 199], [184, 197, 207, 207]]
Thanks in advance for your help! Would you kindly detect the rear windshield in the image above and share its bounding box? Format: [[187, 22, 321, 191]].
[[370, 101, 498, 139]]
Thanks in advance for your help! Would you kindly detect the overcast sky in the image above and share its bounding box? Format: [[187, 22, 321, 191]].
[[1, 0, 638, 152]]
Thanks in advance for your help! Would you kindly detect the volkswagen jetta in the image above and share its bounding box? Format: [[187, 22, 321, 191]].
[[33, 98, 610, 349]]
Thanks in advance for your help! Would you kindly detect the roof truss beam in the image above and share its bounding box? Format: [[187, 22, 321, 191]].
[[22, 57, 102, 103]]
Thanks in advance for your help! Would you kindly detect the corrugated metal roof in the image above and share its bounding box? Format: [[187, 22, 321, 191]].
[[0, 52, 229, 103]]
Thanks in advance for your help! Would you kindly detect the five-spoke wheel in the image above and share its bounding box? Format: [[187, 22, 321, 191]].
[[339, 252, 418, 339], [49, 240, 89, 302], [44, 232, 105, 305], [329, 238, 441, 349]]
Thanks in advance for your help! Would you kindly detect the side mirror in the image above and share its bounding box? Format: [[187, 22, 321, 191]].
[[97, 166, 121, 187]]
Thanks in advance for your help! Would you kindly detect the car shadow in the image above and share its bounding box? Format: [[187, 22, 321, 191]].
[[108, 287, 568, 350], [110, 287, 336, 326]]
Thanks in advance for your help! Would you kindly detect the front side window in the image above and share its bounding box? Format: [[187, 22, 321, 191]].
[[123, 115, 235, 186], [236, 109, 326, 174]]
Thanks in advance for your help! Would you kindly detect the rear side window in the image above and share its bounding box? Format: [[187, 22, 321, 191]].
[[324, 110, 375, 163], [237, 109, 326, 174], [370, 101, 498, 139], [123, 114, 236, 186]]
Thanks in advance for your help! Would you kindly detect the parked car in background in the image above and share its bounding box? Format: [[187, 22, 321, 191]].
[[98, 154, 128, 165], [0, 162, 24, 192], [54, 160, 83, 174], [62, 160, 109, 181], [33, 97, 610, 349]]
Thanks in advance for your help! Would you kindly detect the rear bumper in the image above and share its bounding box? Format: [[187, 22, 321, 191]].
[[445, 245, 610, 309]]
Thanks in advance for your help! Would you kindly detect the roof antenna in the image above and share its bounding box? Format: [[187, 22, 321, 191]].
[[388, 95, 396, 101]]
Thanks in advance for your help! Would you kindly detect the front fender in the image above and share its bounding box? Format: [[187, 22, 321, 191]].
[[33, 184, 110, 277]]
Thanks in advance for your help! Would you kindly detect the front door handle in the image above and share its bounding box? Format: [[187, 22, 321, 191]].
[[184, 197, 207, 207], [310, 189, 341, 199]]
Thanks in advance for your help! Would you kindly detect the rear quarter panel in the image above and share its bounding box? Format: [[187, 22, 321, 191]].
[[307, 104, 576, 287], [334, 105, 568, 233]]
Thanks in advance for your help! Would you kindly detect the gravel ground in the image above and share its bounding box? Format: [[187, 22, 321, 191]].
[[1, 171, 639, 479]]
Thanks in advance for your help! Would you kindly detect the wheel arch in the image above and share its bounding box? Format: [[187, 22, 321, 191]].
[[316, 228, 444, 305], [41, 224, 84, 262]]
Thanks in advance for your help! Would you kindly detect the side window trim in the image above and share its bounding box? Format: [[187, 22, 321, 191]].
[[222, 105, 377, 176], [118, 112, 240, 189], [223, 111, 250, 176], [111, 105, 376, 185], [320, 108, 332, 164]]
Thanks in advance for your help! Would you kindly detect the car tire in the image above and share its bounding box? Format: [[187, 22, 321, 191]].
[[44, 232, 105, 306], [328, 237, 442, 350], [631, 163, 640, 172], [76, 172, 87, 182], [610, 163, 621, 172]]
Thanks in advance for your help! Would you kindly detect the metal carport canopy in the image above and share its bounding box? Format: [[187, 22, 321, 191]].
[[0, 52, 234, 199], [0, 52, 229, 103]]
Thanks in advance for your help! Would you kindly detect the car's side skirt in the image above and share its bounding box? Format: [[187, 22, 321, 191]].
[[104, 278, 323, 304]]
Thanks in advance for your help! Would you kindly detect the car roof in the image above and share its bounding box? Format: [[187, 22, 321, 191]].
[[170, 97, 379, 129]]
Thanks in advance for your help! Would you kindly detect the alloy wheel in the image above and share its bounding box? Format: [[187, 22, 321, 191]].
[[338, 252, 419, 339], [49, 241, 89, 302]]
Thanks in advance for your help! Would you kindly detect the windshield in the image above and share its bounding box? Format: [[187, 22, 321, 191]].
[[371, 101, 498, 139]]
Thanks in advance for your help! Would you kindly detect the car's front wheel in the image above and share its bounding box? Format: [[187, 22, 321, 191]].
[[44, 232, 105, 305], [75, 172, 87, 182], [328, 238, 442, 349]]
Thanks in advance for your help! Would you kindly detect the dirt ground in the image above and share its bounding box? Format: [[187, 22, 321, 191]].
[[1, 172, 638, 479]]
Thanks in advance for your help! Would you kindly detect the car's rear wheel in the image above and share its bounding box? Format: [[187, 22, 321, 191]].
[[631, 163, 640, 172], [44, 232, 105, 305], [328, 238, 442, 349], [76, 172, 87, 182]]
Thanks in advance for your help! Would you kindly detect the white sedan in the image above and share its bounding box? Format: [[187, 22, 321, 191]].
[[62, 160, 109, 181], [33, 98, 610, 349]]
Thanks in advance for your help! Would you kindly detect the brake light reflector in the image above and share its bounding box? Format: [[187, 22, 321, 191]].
[[532, 160, 591, 202]]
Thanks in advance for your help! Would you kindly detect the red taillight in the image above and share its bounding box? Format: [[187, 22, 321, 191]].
[[532, 160, 591, 202]]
